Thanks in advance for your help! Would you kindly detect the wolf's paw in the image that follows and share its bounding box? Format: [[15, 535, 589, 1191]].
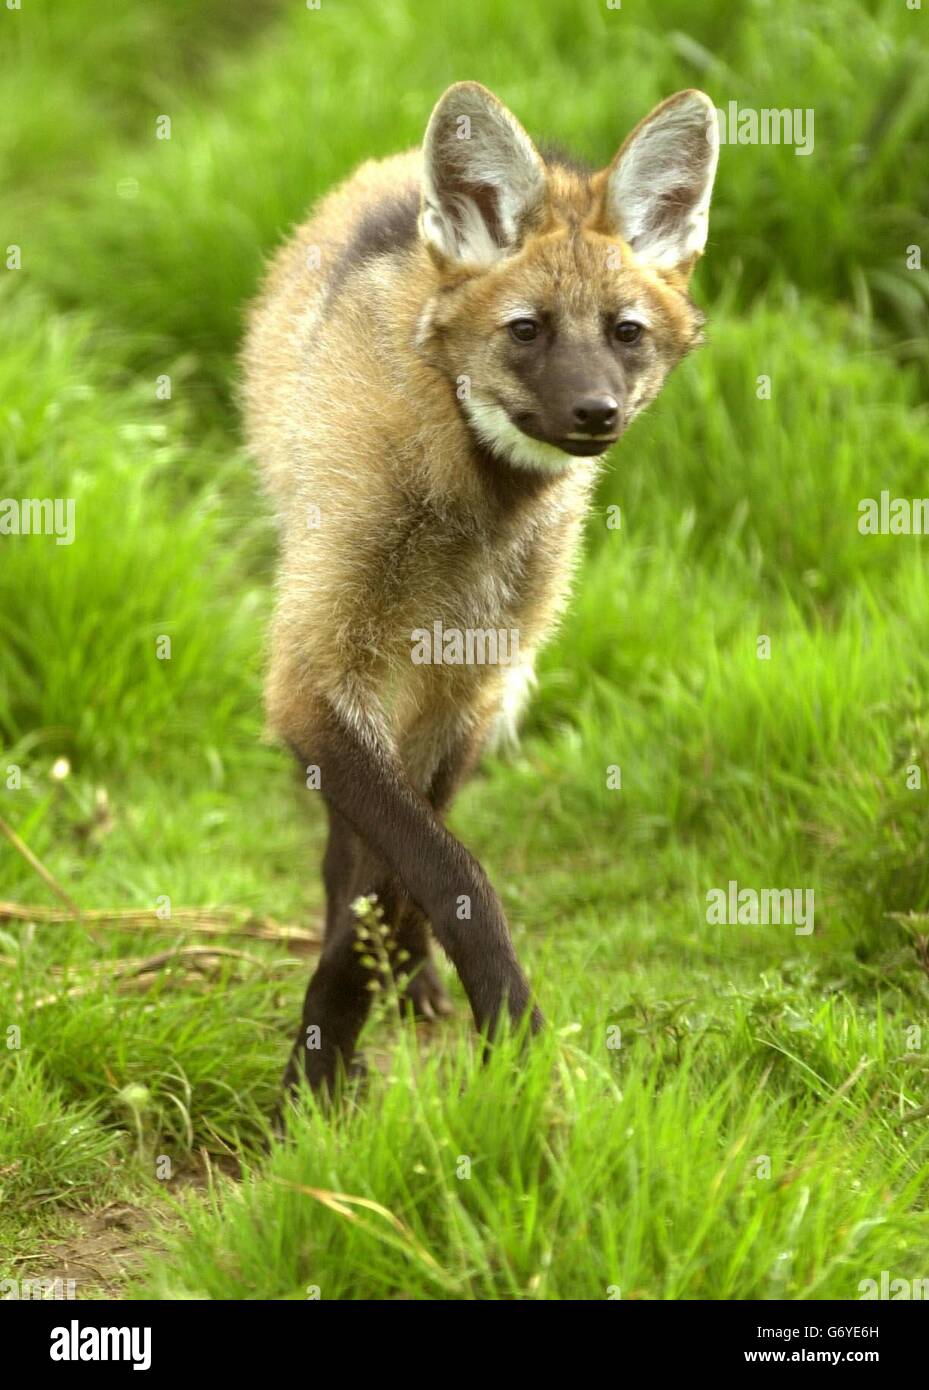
[[398, 959, 454, 1022]]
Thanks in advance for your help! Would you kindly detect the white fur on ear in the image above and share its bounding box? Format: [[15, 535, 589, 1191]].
[[606, 90, 719, 271], [421, 82, 546, 268]]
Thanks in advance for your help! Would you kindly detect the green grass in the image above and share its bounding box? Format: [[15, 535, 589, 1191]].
[[135, 1024, 929, 1301], [1, 0, 929, 1299]]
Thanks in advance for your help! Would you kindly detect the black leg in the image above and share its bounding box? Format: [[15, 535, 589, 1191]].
[[320, 804, 360, 941], [384, 744, 472, 1020], [307, 706, 540, 1040], [283, 832, 399, 1096], [283, 707, 540, 1099], [282, 910, 373, 1095], [318, 804, 441, 1013], [391, 898, 454, 1020]]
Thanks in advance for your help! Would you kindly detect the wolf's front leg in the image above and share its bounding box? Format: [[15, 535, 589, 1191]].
[[287, 700, 541, 1092]]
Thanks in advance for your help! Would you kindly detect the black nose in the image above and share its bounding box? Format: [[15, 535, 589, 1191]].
[[572, 395, 619, 434]]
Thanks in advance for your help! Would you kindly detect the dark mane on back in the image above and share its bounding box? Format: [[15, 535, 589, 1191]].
[[326, 184, 421, 305]]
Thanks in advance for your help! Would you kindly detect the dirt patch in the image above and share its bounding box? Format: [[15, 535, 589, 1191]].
[[9, 1165, 230, 1301], [25, 1200, 156, 1300]]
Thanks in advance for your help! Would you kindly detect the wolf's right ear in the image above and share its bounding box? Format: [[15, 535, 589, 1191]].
[[420, 82, 546, 270], [601, 89, 719, 275]]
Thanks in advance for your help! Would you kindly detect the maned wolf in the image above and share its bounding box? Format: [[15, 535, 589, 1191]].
[[242, 82, 719, 1097]]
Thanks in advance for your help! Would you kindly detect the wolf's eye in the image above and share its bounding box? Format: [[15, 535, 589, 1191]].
[[614, 320, 643, 344], [509, 318, 540, 343]]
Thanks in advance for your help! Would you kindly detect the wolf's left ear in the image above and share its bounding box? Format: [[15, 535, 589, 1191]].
[[420, 82, 546, 269], [602, 89, 719, 274]]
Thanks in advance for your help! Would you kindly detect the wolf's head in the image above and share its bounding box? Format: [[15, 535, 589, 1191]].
[[414, 82, 718, 472]]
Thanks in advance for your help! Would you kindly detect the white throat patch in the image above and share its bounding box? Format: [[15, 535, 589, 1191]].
[[464, 395, 575, 473]]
